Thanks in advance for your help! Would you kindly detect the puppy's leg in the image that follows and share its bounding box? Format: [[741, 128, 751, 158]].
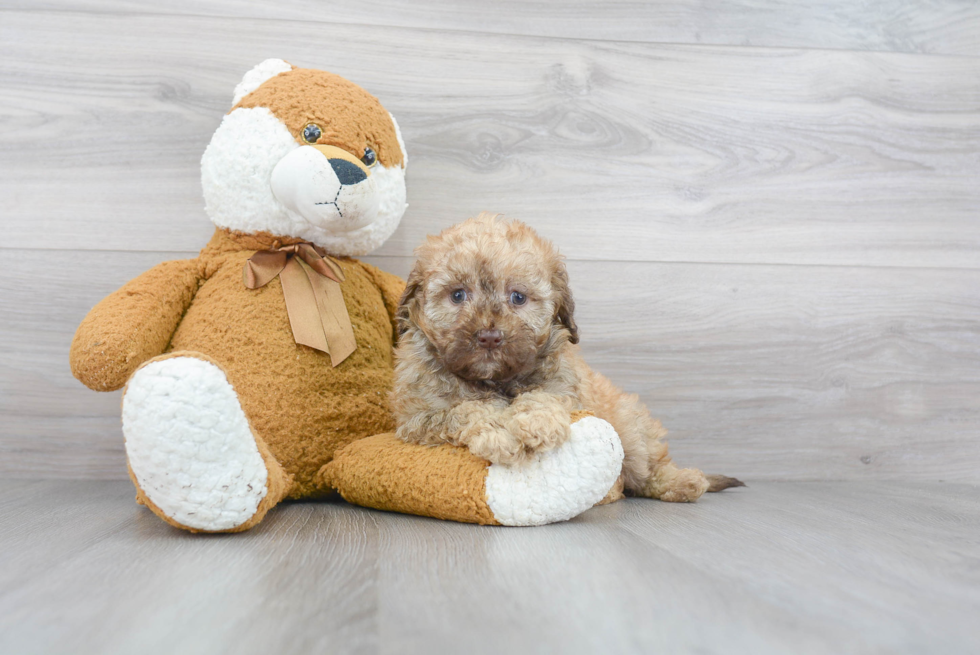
[[397, 399, 528, 465], [578, 367, 709, 502], [457, 401, 527, 465], [505, 390, 573, 456], [641, 438, 710, 503]]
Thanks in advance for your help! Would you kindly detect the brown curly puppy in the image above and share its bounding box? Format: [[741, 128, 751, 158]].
[[392, 213, 742, 502]]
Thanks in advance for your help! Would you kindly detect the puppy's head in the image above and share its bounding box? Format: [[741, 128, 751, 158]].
[[398, 213, 578, 383]]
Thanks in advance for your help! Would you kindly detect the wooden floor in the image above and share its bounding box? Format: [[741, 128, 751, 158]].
[[1, 480, 977, 654]]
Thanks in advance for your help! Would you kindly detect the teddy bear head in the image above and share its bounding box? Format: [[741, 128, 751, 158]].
[[201, 59, 408, 256]]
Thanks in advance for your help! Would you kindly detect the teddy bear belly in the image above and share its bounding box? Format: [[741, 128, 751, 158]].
[[168, 266, 397, 499]]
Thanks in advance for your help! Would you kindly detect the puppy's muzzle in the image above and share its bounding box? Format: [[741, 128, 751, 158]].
[[476, 329, 503, 350]]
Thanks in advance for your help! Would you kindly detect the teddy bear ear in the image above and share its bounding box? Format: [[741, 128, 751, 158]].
[[231, 58, 294, 107], [388, 112, 408, 167]]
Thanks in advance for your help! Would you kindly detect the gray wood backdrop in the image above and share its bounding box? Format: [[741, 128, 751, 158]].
[[1, 2, 978, 482]]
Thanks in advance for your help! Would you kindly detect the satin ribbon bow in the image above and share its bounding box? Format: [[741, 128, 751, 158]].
[[243, 242, 356, 367]]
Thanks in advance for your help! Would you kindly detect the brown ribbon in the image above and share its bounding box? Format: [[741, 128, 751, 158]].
[[243, 242, 356, 367]]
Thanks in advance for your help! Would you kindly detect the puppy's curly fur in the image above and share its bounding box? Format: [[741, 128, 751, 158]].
[[392, 213, 742, 502]]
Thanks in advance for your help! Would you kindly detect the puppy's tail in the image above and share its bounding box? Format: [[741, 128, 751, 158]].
[[705, 474, 746, 492]]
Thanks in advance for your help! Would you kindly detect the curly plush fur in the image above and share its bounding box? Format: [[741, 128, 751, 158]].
[[392, 213, 743, 502]]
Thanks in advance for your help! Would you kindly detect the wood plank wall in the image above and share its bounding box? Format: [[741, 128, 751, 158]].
[[1, 3, 978, 481]]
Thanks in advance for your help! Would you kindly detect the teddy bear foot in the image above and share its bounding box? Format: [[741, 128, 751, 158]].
[[122, 353, 289, 533], [484, 415, 624, 526]]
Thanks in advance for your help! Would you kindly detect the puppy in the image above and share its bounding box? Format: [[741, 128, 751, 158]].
[[392, 213, 742, 502]]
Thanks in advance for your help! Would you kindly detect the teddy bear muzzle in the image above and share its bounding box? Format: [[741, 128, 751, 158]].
[[271, 144, 381, 230]]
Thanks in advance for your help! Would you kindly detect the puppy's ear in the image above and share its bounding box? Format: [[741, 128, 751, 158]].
[[552, 262, 579, 344], [396, 265, 424, 337]]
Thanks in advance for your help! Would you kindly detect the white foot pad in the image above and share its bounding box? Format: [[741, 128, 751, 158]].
[[123, 357, 268, 531], [485, 416, 624, 526]]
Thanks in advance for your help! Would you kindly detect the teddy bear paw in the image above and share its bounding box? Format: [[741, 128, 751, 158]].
[[122, 355, 270, 532], [483, 416, 624, 526]]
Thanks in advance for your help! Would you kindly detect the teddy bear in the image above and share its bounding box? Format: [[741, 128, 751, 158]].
[[69, 60, 624, 533]]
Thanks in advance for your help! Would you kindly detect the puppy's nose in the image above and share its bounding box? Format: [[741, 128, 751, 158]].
[[476, 329, 503, 350], [329, 158, 367, 185]]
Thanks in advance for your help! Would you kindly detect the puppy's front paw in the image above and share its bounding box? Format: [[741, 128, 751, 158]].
[[509, 408, 571, 454], [463, 423, 526, 465], [508, 395, 571, 455]]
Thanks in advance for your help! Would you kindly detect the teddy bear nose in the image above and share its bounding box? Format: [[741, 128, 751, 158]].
[[476, 329, 503, 350], [329, 158, 367, 185]]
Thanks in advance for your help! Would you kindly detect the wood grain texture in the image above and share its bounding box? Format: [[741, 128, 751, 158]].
[[1, 6, 977, 483], [0, 480, 978, 654], [2, 11, 979, 268], [4, 250, 978, 482], [5, 1, 980, 56], [0, 250, 192, 479]]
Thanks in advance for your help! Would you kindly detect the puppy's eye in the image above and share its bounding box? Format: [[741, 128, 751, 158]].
[[510, 291, 527, 305], [450, 289, 467, 304], [302, 123, 321, 143], [361, 146, 377, 167]]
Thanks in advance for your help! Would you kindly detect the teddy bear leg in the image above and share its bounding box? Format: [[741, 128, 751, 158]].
[[322, 413, 624, 526], [122, 352, 292, 533]]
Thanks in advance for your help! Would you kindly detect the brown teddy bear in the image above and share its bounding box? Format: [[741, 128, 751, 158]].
[[70, 60, 624, 532]]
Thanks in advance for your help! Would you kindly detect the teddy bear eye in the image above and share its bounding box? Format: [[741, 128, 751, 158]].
[[450, 289, 467, 304], [361, 146, 377, 167], [510, 291, 527, 305], [302, 123, 321, 143]]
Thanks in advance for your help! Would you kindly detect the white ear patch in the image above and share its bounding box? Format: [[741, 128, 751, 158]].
[[232, 58, 293, 106]]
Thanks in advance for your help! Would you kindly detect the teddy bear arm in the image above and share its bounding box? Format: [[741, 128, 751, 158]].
[[354, 260, 407, 345], [70, 258, 203, 391]]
